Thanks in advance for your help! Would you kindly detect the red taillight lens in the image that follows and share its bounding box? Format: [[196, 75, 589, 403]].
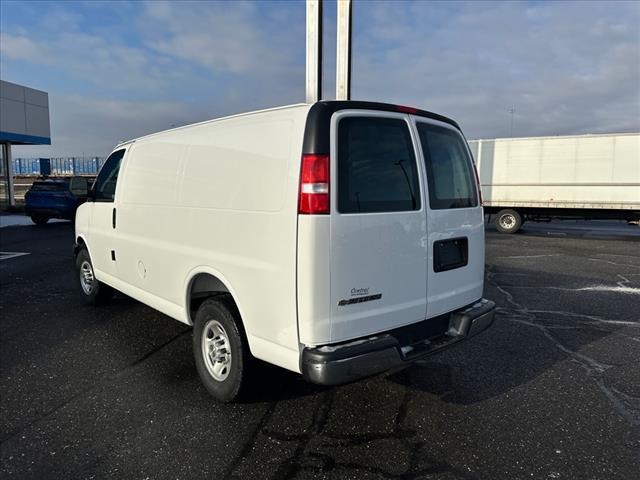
[[299, 154, 329, 214], [473, 163, 483, 205]]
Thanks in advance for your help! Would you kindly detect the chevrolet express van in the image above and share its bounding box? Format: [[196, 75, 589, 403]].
[[74, 101, 495, 402]]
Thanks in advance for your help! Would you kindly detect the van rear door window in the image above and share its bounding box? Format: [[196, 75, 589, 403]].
[[337, 117, 421, 213], [417, 123, 478, 209]]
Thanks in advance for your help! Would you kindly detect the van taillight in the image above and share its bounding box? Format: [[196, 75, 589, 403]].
[[299, 154, 329, 214], [473, 163, 483, 205]]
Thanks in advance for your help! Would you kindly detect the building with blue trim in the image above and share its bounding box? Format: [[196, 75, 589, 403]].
[[1, 80, 51, 207]]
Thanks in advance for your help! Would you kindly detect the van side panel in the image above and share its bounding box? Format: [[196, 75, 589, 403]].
[[296, 216, 331, 345], [116, 105, 311, 373]]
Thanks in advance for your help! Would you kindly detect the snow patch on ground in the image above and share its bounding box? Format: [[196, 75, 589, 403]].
[[0, 215, 67, 228]]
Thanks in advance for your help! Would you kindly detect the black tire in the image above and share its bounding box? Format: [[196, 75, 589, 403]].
[[75, 249, 114, 305], [495, 209, 522, 234], [193, 296, 252, 402], [31, 214, 50, 225]]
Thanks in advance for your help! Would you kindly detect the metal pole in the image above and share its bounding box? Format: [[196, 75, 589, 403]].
[[336, 0, 352, 100], [305, 0, 323, 103], [4, 143, 16, 207]]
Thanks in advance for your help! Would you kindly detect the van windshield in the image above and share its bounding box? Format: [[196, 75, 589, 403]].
[[417, 123, 478, 210]]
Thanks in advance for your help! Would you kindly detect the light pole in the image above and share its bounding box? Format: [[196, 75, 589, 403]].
[[306, 0, 323, 103], [336, 0, 353, 100]]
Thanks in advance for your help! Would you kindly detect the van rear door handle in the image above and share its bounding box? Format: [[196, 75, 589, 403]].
[[112, 208, 116, 229]]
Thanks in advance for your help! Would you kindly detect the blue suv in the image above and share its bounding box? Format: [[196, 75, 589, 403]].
[[24, 177, 89, 225]]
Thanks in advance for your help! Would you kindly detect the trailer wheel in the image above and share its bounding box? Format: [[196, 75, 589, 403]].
[[495, 209, 522, 234]]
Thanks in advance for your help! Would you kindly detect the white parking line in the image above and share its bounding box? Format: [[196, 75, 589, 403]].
[[0, 252, 31, 261]]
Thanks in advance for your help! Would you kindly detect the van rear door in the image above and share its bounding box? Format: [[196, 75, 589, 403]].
[[328, 111, 428, 342], [412, 118, 484, 317]]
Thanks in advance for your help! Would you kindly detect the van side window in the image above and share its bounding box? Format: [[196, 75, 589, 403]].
[[93, 149, 124, 202], [417, 123, 478, 209], [338, 117, 421, 213]]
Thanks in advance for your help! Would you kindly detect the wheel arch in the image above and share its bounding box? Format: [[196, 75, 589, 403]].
[[184, 267, 248, 332], [74, 234, 92, 259]]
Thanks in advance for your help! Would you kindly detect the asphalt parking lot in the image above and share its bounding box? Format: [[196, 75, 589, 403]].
[[1, 219, 638, 479]]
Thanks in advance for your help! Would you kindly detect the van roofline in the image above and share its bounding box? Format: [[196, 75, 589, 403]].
[[302, 100, 460, 155], [115, 100, 457, 151], [115, 103, 311, 148]]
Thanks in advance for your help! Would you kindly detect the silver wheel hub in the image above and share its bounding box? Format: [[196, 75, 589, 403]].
[[80, 260, 95, 295], [500, 214, 516, 229], [202, 320, 232, 381]]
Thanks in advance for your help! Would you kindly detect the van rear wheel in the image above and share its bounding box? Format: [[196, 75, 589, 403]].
[[75, 249, 114, 305], [193, 296, 252, 402], [495, 209, 522, 234]]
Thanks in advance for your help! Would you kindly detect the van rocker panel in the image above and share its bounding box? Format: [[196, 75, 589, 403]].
[[301, 299, 495, 386]]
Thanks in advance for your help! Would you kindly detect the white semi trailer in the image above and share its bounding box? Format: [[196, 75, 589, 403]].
[[468, 133, 640, 233]]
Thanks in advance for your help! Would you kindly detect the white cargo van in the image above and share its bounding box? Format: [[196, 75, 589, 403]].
[[74, 101, 495, 402]]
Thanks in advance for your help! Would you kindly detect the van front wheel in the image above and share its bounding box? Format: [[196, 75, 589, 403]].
[[495, 209, 522, 234], [75, 249, 114, 305], [193, 296, 251, 402]]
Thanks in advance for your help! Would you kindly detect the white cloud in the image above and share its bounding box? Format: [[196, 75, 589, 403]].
[[12, 94, 208, 158], [4, 0, 639, 158], [0, 33, 53, 65], [141, 1, 303, 76], [352, 1, 640, 138]]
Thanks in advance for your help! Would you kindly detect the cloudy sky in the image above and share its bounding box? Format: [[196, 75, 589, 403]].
[[1, 0, 639, 157]]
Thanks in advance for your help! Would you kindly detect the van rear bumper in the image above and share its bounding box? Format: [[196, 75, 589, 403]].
[[301, 298, 495, 386]]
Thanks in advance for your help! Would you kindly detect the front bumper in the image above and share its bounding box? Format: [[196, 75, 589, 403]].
[[301, 298, 495, 386]]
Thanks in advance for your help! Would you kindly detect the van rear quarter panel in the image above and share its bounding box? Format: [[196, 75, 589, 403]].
[[117, 105, 311, 372]]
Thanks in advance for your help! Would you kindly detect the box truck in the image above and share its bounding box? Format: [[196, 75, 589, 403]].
[[74, 101, 495, 402], [468, 133, 640, 233]]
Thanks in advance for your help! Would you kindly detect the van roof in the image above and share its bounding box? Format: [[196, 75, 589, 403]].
[[302, 101, 460, 154], [116, 100, 459, 150], [116, 103, 311, 148]]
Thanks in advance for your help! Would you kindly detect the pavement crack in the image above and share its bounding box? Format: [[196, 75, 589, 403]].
[[487, 267, 640, 427], [121, 328, 190, 372], [587, 258, 640, 269], [505, 315, 612, 373], [268, 389, 335, 480], [222, 401, 277, 480], [526, 310, 639, 326], [0, 329, 190, 444]]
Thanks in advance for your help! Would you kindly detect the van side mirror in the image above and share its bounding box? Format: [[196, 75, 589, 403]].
[[70, 176, 89, 197]]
